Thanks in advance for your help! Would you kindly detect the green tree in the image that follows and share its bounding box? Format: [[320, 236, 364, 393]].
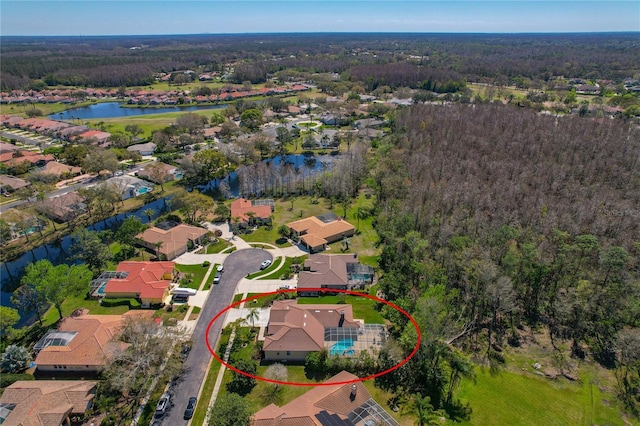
[[115, 216, 147, 247], [61, 145, 88, 167], [173, 190, 214, 223], [21, 260, 92, 320], [1, 345, 32, 373], [214, 203, 230, 221], [124, 124, 143, 141], [11, 285, 47, 327], [71, 229, 113, 275], [245, 308, 260, 328], [240, 108, 263, 131], [226, 359, 257, 396], [0, 306, 20, 338], [190, 149, 228, 185], [143, 208, 155, 224], [208, 393, 253, 426], [83, 149, 119, 175], [275, 126, 292, 156]]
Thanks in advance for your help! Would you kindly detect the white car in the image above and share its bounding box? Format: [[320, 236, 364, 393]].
[[217, 264, 224, 273], [260, 260, 272, 270]]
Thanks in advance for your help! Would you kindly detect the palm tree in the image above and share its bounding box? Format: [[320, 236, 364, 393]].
[[154, 241, 164, 260], [143, 208, 155, 224], [411, 394, 442, 426], [246, 308, 260, 329]]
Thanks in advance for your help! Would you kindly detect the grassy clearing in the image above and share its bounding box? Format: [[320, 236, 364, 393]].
[[247, 257, 281, 279], [257, 256, 307, 280], [206, 238, 232, 253], [41, 293, 130, 327], [297, 294, 385, 324], [175, 263, 210, 289], [4, 101, 97, 117], [457, 366, 626, 426]]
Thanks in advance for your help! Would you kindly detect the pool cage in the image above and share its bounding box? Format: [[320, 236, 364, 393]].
[[324, 324, 387, 357], [89, 271, 129, 298]]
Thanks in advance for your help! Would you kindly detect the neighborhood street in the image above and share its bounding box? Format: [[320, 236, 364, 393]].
[[159, 248, 272, 425]]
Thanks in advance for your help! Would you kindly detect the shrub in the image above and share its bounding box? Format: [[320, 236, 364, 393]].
[[100, 298, 137, 308], [0, 372, 34, 388], [1, 345, 32, 373], [202, 261, 211, 267]]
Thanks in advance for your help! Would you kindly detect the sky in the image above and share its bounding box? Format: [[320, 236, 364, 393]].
[[1, 1, 638, 36]]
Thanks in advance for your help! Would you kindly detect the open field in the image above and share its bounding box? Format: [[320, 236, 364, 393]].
[[457, 367, 627, 426]]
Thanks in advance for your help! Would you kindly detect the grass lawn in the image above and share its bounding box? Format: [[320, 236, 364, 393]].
[[192, 357, 223, 425], [206, 238, 232, 253], [457, 367, 627, 426], [257, 256, 306, 280], [297, 294, 385, 324], [240, 227, 292, 247], [41, 293, 129, 327], [232, 294, 244, 306], [175, 263, 210, 289], [247, 257, 281, 279]]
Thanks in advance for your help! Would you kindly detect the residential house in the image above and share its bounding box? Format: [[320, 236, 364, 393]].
[[0, 174, 30, 195], [136, 161, 179, 183], [0, 380, 97, 426], [263, 300, 361, 362], [297, 254, 374, 297], [102, 261, 175, 307], [320, 114, 339, 126], [230, 198, 274, 228], [127, 142, 157, 156], [0, 150, 54, 168], [75, 129, 111, 145], [0, 141, 20, 153], [103, 175, 154, 200], [41, 192, 87, 223], [37, 161, 82, 179], [253, 371, 400, 426], [203, 126, 222, 140], [33, 310, 155, 373], [136, 224, 209, 260], [287, 212, 355, 252]]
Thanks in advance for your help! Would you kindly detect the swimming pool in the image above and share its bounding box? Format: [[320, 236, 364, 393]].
[[95, 282, 107, 296], [138, 187, 149, 194], [330, 339, 354, 356]]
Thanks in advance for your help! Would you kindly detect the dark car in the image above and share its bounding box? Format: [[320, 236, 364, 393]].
[[183, 396, 197, 420]]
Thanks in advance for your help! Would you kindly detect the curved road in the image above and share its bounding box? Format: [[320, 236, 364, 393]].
[[159, 248, 272, 425]]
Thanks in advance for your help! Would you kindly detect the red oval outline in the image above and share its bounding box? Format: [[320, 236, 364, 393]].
[[205, 288, 421, 386]]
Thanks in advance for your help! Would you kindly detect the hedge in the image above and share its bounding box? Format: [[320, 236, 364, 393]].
[[100, 298, 140, 308]]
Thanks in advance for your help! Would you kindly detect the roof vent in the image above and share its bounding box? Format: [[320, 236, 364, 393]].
[[350, 384, 357, 401]]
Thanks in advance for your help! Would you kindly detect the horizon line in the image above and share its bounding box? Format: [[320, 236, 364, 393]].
[[3, 30, 639, 37]]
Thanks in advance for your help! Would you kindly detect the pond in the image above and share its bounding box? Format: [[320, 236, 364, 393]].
[[0, 196, 172, 319], [49, 102, 227, 120]]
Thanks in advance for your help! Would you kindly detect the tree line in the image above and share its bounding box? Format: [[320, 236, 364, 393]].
[[369, 103, 640, 418]]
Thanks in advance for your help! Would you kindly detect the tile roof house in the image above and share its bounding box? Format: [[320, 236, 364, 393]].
[[41, 191, 88, 223], [127, 142, 157, 156], [0, 380, 97, 426], [263, 300, 360, 362], [287, 213, 355, 253], [0, 174, 30, 194], [0, 150, 54, 168], [33, 310, 154, 373], [230, 198, 274, 227], [297, 254, 374, 297], [136, 224, 209, 260], [37, 161, 82, 178], [103, 261, 175, 307], [103, 175, 154, 200], [75, 129, 111, 145], [253, 371, 400, 426]]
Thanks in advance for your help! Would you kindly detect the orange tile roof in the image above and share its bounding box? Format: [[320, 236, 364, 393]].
[[253, 371, 372, 425], [230, 198, 273, 222], [136, 224, 208, 259], [264, 300, 359, 353], [287, 216, 355, 249], [34, 311, 153, 369], [0, 380, 96, 426], [104, 261, 174, 299]]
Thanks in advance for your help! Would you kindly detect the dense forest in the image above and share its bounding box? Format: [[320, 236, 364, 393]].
[[2, 33, 639, 90], [370, 103, 640, 417]]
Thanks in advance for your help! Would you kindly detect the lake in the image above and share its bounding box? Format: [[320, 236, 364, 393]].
[[49, 102, 227, 120]]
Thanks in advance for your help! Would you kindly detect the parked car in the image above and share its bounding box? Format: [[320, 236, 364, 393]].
[[183, 396, 197, 420], [154, 393, 171, 418], [213, 272, 222, 284], [260, 260, 272, 270], [217, 264, 224, 272]]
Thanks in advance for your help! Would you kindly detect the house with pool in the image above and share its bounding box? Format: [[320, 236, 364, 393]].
[[263, 300, 386, 362], [103, 175, 154, 200], [90, 261, 175, 307]]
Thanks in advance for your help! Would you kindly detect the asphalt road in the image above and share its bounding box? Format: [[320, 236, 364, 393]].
[[159, 248, 273, 425]]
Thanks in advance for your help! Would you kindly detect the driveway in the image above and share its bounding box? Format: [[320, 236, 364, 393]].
[[159, 248, 272, 425]]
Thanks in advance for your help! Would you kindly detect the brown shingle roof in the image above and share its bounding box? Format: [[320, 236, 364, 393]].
[[253, 371, 373, 426], [0, 380, 96, 426], [264, 301, 359, 353], [136, 224, 208, 259], [287, 216, 355, 249], [34, 311, 153, 369], [298, 254, 354, 289]]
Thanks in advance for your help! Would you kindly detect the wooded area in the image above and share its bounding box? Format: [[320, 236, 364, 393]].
[[371, 103, 640, 418]]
